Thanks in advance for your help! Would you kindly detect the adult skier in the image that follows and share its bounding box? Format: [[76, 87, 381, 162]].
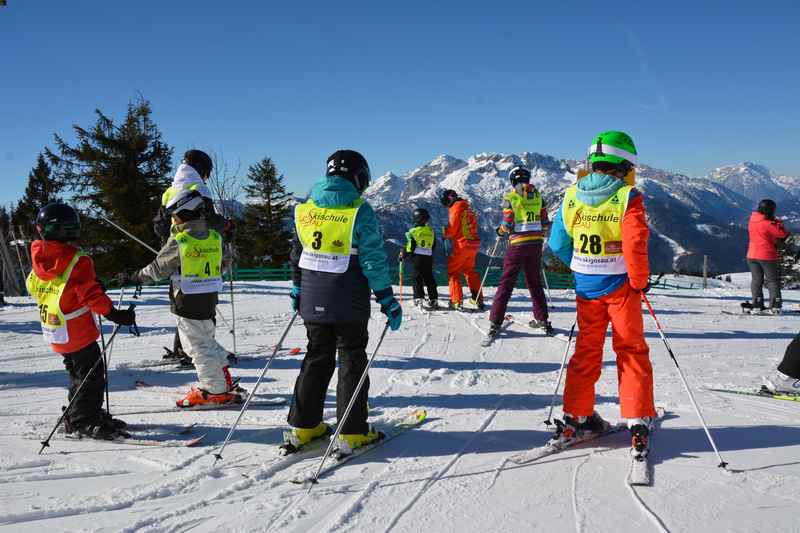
[[152, 149, 232, 366], [743, 199, 788, 314], [440, 189, 483, 311], [485, 166, 551, 342], [27, 202, 136, 439], [122, 189, 241, 407], [285, 149, 401, 454], [399, 207, 439, 309], [547, 130, 656, 449]]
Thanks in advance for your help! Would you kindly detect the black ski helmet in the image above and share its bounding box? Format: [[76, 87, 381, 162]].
[[182, 149, 213, 179], [36, 202, 81, 242], [509, 166, 531, 185], [757, 198, 777, 218], [440, 189, 459, 207], [326, 150, 371, 193], [412, 208, 430, 225]]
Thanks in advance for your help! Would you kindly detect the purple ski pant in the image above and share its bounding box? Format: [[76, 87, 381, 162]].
[[488, 241, 548, 325]]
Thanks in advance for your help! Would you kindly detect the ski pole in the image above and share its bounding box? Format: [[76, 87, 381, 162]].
[[398, 258, 404, 304], [104, 288, 127, 415], [212, 311, 298, 465], [474, 236, 502, 304], [541, 268, 553, 311], [95, 212, 159, 255], [227, 243, 237, 356], [544, 320, 575, 426], [307, 321, 391, 490], [641, 293, 728, 468], [38, 305, 135, 454], [98, 314, 109, 418]]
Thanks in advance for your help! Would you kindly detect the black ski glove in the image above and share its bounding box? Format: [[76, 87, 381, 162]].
[[105, 307, 136, 326]]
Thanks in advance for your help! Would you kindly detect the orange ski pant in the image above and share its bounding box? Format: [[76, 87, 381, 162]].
[[563, 283, 656, 419], [447, 247, 482, 304]]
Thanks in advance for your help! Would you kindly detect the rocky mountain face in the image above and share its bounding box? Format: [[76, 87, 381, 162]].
[[363, 154, 800, 274]]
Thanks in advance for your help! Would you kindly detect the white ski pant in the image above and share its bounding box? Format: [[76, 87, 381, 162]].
[[176, 317, 229, 394]]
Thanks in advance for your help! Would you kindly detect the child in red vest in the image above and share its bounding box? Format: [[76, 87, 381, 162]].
[[27, 203, 136, 440]]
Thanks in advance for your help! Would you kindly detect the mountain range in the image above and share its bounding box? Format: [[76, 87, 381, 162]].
[[362, 153, 800, 274]]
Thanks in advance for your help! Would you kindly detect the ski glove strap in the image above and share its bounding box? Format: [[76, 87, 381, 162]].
[[290, 286, 301, 312], [378, 296, 402, 331]]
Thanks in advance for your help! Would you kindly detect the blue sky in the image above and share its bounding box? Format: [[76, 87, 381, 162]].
[[2, 1, 799, 206]]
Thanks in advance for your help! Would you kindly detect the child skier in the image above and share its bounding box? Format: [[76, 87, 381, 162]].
[[485, 166, 551, 342], [399, 207, 439, 309], [27, 202, 136, 440], [547, 130, 656, 449], [285, 149, 401, 454], [124, 189, 240, 407], [440, 189, 483, 311], [152, 149, 232, 366]]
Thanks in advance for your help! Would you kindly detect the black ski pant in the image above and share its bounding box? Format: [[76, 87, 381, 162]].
[[748, 259, 782, 308], [62, 342, 106, 426], [411, 255, 438, 301], [288, 321, 370, 434], [778, 331, 800, 379]]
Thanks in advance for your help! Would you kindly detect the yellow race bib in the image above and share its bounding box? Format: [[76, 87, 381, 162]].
[[295, 199, 363, 273], [26, 252, 90, 344], [406, 225, 434, 256], [562, 184, 632, 275], [505, 189, 543, 233], [174, 230, 223, 294]]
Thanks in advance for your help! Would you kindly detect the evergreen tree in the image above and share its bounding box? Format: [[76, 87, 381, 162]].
[[46, 97, 173, 276], [11, 153, 62, 236], [239, 158, 292, 267]]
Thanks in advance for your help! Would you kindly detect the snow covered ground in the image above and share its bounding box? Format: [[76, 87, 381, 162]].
[[1, 281, 800, 533]]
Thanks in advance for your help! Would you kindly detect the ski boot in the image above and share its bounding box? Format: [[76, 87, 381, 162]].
[[480, 322, 502, 346], [413, 298, 424, 309], [469, 294, 486, 311], [550, 411, 610, 446], [101, 409, 128, 430], [176, 386, 243, 408], [448, 301, 464, 312], [741, 301, 765, 315], [337, 426, 384, 456], [627, 417, 652, 458], [529, 319, 554, 335], [768, 307, 782, 315], [762, 371, 800, 394], [70, 415, 131, 440], [224, 366, 248, 396], [280, 422, 332, 455], [425, 298, 439, 310]]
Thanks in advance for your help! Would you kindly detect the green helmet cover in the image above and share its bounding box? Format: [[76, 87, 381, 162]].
[[588, 130, 637, 167]]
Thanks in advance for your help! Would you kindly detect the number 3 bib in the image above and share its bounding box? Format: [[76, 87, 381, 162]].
[[562, 184, 632, 275], [295, 199, 363, 273]]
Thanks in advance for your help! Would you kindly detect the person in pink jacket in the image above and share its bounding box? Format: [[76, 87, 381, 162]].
[[744, 199, 789, 313]]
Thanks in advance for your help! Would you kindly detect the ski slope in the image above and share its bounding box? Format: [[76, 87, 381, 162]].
[[1, 282, 799, 532]]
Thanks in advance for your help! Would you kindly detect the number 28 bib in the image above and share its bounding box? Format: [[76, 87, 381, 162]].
[[295, 199, 363, 273], [562, 184, 632, 275]]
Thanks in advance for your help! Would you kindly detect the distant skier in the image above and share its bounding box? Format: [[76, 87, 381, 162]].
[[440, 189, 483, 311], [547, 130, 655, 449], [285, 149, 401, 454], [485, 166, 551, 342], [763, 331, 800, 394], [27, 202, 136, 439], [122, 189, 241, 408], [743, 199, 788, 314], [152, 149, 234, 365], [399, 208, 439, 309]]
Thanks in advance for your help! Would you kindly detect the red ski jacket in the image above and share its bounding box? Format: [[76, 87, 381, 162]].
[[747, 212, 788, 261], [30, 240, 113, 354]]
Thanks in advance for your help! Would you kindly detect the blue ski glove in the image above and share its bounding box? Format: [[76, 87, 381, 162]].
[[290, 286, 301, 312], [377, 295, 402, 331]]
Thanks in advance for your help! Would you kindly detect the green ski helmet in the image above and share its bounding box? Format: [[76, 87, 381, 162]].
[[587, 130, 637, 173]]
